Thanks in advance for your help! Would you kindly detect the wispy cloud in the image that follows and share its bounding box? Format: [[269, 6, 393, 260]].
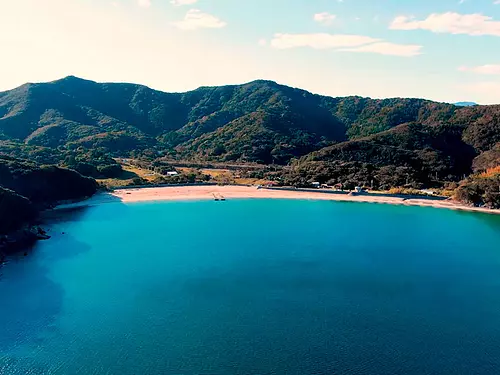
[[341, 42, 423, 57], [390, 12, 500, 37], [314, 12, 336, 26], [459, 64, 500, 74], [137, 0, 151, 8], [173, 9, 226, 31], [269, 33, 422, 57], [170, 0, 198, 6], [271, 33, 379, 49]]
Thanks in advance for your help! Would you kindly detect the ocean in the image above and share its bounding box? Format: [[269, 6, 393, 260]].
[[1, 199, 500, 374]]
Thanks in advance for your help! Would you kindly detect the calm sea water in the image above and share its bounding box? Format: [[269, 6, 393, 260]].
[[1, 199, 500, 375]]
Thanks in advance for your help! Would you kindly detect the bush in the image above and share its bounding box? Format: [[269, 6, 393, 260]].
[[455, 174, 500, 208]]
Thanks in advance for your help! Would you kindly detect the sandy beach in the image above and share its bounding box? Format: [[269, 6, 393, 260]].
[[74, 185, 500, 215]]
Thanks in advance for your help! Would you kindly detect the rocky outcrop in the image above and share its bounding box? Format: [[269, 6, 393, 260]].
[[0, 157, 97, 261], [0, 225, 50, 261]]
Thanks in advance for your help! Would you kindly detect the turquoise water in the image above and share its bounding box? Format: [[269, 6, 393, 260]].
[[1, 199, 500, 374]]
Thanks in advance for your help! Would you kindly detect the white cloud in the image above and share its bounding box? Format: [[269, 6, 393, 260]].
[[390, 12, 500, 37], [258, 39, 267, 46], [459, 64, 500, 74], [270, 33, 380, 49], [314, 12, 336, 26], [495, 1, 500, 4], [341, 42, 423, 57], [170, 0, 198, 6], [172, 9, 226, 31], [137, 0, 151, 8], [269, 33, 420, 57]]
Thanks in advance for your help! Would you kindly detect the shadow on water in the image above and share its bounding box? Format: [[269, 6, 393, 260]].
[[0, 258, 65, 351], [452, 209, 500, 233], [0, 220, 94, 354], [40, 193, 125, 224], [0, 196, 130, 373]]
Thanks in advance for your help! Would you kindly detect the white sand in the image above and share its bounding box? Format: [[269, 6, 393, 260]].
[[101, 185, 500, 215]]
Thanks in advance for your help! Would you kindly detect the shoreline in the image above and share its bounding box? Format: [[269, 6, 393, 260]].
[[54, 185, 500, 215]]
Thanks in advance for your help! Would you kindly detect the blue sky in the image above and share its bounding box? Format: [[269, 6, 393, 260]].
[[1, 0, 500, 103]]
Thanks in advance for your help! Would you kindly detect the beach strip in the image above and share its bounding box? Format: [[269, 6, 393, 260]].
[[97, 185, 500, 215]]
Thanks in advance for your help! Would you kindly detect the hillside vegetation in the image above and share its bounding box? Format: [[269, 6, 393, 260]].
[[0, 155, 97, 205], [0, 156, 97, 252], [0, 76, 468, 164], [0, 76, 499, 206]]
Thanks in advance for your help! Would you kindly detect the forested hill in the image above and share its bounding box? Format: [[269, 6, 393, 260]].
[[0, 76, 466, 164], [0, 156, 97, 251], [1, 76, 499, 197]]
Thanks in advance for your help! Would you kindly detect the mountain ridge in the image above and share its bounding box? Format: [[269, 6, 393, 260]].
[[0, 76, 472, 162], [2, 75, 459, 102], [0, 76, 499, 197]]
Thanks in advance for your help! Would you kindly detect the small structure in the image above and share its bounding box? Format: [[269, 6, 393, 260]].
[[166, 171, 179, 176], [265, 181, 279, 188], [354, 186, 364, 193], [420, 189, 435, 195], [312, 182, 321, 189]]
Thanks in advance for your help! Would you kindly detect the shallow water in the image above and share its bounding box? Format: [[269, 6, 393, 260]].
[[1, 199, 500, 374]]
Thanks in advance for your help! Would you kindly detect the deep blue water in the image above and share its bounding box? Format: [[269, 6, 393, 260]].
[[1, 199, 500, 375]]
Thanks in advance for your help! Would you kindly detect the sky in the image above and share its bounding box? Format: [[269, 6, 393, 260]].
[[1, 0, 500, 104]]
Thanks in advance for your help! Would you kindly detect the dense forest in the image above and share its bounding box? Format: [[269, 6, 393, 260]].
[[0, 76, 499, 208], [0, 155, 97, 253], [0, 76, 467, 165]]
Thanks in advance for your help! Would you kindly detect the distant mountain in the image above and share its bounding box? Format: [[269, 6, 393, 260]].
[[0, 76, 499, 189], [455, 102, 478, 107]]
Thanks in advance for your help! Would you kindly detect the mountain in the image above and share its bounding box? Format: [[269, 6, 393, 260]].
[[0, 77, 348, 164], [0, 76, 460, 164], [455, 102, 478, 107], [0, 76, 499, 191]]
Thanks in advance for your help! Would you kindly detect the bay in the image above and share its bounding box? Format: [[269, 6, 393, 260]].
[[1, 199, 500, 374]]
